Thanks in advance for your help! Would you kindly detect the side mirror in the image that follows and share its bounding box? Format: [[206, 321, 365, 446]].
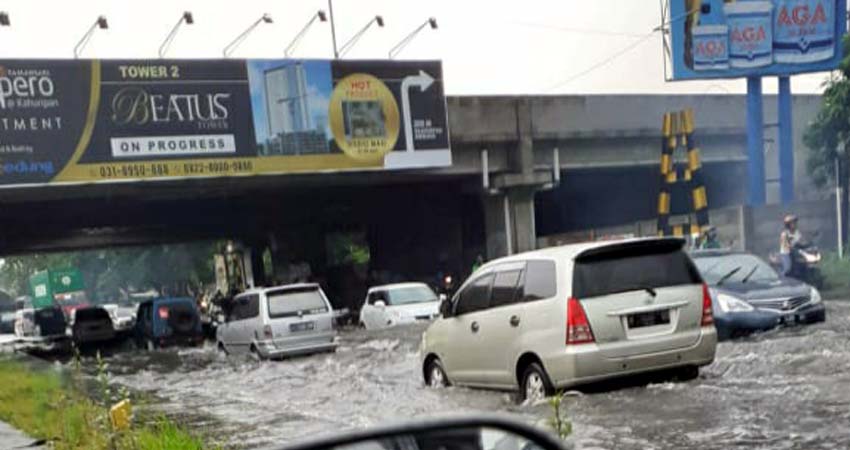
[[279, 416, 565, 450], [374, 300, 387, 308], [439, 298, 453, 318]]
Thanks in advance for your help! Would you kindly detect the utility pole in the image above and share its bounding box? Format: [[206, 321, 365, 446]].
[[328, 0, 339, 58]]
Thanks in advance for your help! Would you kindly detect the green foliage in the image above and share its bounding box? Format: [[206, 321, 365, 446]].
[[326, 233, 370, 266], [0, 357, 221, 450], [134, 418, 210, 450], [546, 393, 573, 440], [0, 242, 220, 300], [804, 35, 850, 189], [0, 252, 76, 297], [820, 251, 850, 296]]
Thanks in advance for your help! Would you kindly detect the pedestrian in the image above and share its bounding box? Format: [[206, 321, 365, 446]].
[[780, 214, 802, 276], [472, 254, 484, 273]]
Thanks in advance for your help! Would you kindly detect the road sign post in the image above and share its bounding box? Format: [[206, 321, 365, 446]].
[[746, 77, 766, 206], [778, 76, 794, 204]]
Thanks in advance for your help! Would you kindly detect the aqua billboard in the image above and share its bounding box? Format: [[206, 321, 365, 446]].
[[669, 0, 847, 80]]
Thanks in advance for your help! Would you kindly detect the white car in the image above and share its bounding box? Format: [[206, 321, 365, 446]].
[[101, 303, 137, 333], [216, 283, 337, 360], [421, 238, 717, 401], [360, 283, 441, 330]]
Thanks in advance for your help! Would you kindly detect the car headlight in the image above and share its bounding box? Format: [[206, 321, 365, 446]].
[[717, 293, 754, 313], [810, 287, 822, 305]]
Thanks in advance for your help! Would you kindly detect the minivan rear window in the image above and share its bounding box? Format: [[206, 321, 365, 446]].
[[268, 288, 329, 318], [573, 240, 701, 299]]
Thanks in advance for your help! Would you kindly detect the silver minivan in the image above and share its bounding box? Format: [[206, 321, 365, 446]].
[[216, 283, 337, 360], [421, 238, 717, 400]]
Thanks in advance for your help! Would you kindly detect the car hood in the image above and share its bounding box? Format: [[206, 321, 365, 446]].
[[713, 277, 811, 302], [386, 301, 440, 317]]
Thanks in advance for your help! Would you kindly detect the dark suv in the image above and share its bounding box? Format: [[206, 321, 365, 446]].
[[134, 297, 204, 349]]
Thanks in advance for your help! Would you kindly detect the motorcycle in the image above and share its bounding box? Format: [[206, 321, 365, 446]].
[[434, 273, 456, 301], [771, 242, 824, 288]]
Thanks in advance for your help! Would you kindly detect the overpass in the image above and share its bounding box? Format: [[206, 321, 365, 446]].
[[0, 92, 822, 305]]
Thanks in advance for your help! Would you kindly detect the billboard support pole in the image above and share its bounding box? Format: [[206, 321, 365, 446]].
[[778, 76, 794, 204], [328, 0, 339, 58], [746, 76, 766, 206]]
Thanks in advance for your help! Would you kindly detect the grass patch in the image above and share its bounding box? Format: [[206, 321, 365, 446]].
[[819, 252, 850, 299], [0, 357, 219, 449]]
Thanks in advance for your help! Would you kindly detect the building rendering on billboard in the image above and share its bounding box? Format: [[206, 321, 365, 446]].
[[0, 58, 451, 187], [668, 0, 847, 80]]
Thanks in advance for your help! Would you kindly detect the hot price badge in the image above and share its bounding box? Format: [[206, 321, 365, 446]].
[[329, 73, 399, 162]]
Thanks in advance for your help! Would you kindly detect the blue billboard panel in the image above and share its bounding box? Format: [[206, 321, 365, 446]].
[[670, 0, 846, 80]]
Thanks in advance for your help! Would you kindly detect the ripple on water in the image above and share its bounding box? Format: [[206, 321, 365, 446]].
[[102, 302, 850, 449]]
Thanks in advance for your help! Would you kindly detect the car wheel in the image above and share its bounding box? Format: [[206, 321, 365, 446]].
[[249, 344, 262, 361], [675, 366, 699, 382], [521, 362, 554, 402], [425, 358, 450, 388]]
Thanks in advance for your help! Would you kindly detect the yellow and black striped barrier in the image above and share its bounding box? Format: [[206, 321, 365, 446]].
[[657, 109, 709, 237]]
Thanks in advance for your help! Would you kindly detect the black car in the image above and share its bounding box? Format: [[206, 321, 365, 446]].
[[691, 249, 826, 341]]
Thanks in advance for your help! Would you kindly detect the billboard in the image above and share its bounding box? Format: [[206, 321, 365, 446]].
[[669, 0, 846, 80], [0, 59, 450, 187]]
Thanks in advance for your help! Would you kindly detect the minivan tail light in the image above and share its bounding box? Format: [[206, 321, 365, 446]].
[[263, 325, 273, 339], [566, 297, 595, 345], [158, 307, 169, 320], [701, 283, 714, 326]]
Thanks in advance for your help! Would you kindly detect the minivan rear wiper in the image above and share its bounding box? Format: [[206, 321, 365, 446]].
[[615, 285, 657, 297], [716, 266, 742, 286]]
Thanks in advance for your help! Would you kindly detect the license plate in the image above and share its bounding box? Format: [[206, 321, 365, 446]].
[[289, 321, 315, 332], [627, 310, 670, 329]]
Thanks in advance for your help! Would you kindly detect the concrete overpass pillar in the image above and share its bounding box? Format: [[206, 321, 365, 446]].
[[482, 187, 538, 259], [510, 188, 537, 253], [484, 194, 511, 259], [480, 98, 550, 260]]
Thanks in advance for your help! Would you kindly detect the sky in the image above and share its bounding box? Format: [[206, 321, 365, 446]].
[[0, 0, 835, 95]]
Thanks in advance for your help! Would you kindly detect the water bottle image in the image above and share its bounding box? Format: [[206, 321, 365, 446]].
[[773, 0, 835, 64], [724, 1, 774, 68], [691, 0, 730, 71]]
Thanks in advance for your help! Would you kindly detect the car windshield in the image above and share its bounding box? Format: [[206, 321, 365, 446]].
[[386, 285, 438, 305], [268, 288, 328, 318], [694, 254, 780, 285]]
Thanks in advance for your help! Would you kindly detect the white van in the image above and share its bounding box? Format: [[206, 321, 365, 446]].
[[216, 283, 337, 360], [421, 238, 717, 401]]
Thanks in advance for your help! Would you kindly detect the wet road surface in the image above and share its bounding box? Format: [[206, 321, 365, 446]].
[[99, 301, 850, 449]]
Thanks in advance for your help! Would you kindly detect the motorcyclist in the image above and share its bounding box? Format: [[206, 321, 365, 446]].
[[780, 214, 802, 276]]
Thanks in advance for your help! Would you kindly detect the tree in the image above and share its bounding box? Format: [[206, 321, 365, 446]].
[[0, 242, 219, 301], [804, 34, 850, 243], [0, 252, 76, 296]]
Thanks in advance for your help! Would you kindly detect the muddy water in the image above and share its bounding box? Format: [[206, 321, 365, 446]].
[[103, 301, 850, 450]]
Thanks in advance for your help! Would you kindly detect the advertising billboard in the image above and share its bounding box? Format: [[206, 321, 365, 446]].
[[669, 0, 846, 80], [0, 59, 450, 187]]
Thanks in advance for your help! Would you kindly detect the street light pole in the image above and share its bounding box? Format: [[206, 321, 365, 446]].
[[159, 11, 194, 58], [388, 17, 437, 59], [223, 13, 273, 58], [284, 10, 327, 57], [328, 0, 339, 58], [74, 16, 109, 59], [338, 15, 384, 58]]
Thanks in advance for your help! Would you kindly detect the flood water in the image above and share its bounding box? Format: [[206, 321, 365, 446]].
[[97, 301, 850, 450]]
